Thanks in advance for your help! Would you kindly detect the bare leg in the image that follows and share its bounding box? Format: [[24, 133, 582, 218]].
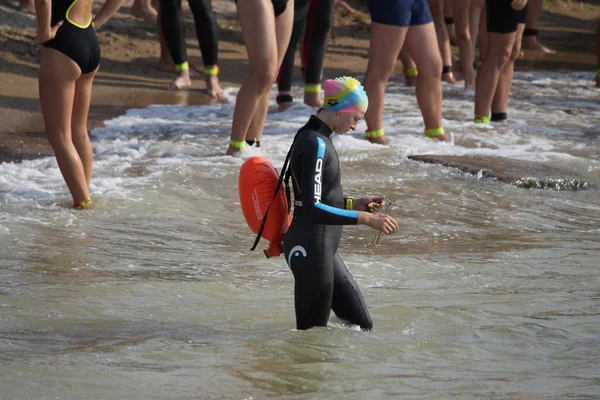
[[245, 91, 270, 143], [429, 0, 456, 84], [474, 31, 518, 118], [522, 0, 555, 54], [444, 0, 457, 45], [363, 23, 408, 145], [469, 0, 484, 62], [399, 46, 417, 87], [132, 0, 158, 24], [477, 2, 488, 62], [227, 0, 293, 154], [406, 22, 449, 141], [490, 24, 524, 123], [71, 68, 98, 186], [246, 1, 293, 142], [39, 48, 90, 205], [453, 0, 475, 88]]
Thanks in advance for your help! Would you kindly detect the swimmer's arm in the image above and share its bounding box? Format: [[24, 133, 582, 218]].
[[34, 0, 58, 43], [93, 0, 127, 29], [300, 136, 359, 225]]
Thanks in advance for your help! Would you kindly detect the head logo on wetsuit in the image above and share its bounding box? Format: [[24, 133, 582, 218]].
[[287, 245, 307, 267], [314, 137, 326, 204]]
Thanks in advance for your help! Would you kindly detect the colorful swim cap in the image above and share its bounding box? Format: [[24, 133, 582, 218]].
[[322, 76, 368, 113]]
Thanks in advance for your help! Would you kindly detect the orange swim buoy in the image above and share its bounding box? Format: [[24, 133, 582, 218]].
[[239, 156, 290, 258]]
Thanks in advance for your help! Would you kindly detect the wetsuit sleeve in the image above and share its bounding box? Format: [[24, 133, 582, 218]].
[[298, 134, 359, 225]]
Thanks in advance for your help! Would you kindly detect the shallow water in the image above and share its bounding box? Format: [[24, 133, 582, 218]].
[[1, 71, 599, 399]]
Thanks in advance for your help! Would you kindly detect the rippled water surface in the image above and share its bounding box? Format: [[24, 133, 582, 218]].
[[1, 72, 599, 399]]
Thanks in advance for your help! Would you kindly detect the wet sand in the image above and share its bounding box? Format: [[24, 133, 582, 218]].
[[0, 0, 598, 164]]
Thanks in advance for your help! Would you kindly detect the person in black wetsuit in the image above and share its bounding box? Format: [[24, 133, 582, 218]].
[[225, 0, 293, 154], [283, 76, 399, 331], [36, 0, 125, 209], [276, 0, 335, 111], [159, 0, 223, 96]]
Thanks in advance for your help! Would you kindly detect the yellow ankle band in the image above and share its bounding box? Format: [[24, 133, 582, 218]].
[[304, 84, 321, 93], [229, 139, 246, 150], [73, 199, 92, 210], [204, 66, 219, 75], [474, 116, 490, 124], [404, 67, 418, 78], [366, 129, 385, 139], [175, 62, 189, 72], [424, 127, 444, 138]]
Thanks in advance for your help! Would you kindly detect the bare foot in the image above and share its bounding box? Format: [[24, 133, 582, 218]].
[[304, 91, 323, 108], [168, 71, 192, 90], [226, 145, 242, 156], [442, 72, 457, 84], [277, 102, 293, 112], [368, 135, 390, 145], [431, 132, 453, 143], [522, 36, 556, 54], [19, 0, 35, 13], [131, 0, 158, 24], [205, 74, 224, 99]]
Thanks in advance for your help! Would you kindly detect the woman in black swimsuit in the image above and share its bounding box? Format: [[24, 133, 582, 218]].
[[36, 0, 124, 209], [225, 0, 293, 154]]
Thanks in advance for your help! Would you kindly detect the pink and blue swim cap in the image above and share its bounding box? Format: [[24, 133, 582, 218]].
[[322, 76, 369, 113]]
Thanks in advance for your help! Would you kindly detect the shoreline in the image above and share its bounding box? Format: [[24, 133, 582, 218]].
[[0, 0, 598, 164]]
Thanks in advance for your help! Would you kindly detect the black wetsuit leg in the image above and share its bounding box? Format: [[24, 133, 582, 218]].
[[285, 223, 337, 330], [284, 221, 372, 331], [160, 0, 188, 66], [331, 252, 373, 330], [303, 0, 335, 85], [277, 0, 311, 95], [160, 0, 219, 67], [188, 0, 219, 66]]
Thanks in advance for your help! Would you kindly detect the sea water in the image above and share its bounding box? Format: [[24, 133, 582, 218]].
[[1, 72, 599, 399]]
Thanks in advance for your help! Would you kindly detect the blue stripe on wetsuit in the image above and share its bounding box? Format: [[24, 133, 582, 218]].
[[313, 137, 359, 221], [316, 136, 326, 159], [315, 203, 359, 219]]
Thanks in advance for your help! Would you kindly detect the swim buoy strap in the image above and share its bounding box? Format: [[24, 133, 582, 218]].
[[250, 135, 298, 253]]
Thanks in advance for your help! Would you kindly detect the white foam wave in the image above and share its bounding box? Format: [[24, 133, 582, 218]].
[[1, 71, 598, 208]]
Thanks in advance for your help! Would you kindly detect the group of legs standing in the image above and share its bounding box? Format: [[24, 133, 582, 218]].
[[34, 0, 599, 208], [224, 0, 555, 152]]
